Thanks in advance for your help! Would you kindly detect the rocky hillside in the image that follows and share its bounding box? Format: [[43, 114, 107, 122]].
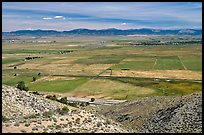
[[96, 92, 202, 133], [2, 85, 129, 133], [2, 85, 202, 133]]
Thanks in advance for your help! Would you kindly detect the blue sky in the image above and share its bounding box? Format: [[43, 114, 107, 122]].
[[2, 2, 202, 32]]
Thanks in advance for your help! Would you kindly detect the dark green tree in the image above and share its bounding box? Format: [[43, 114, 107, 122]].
[[58, 97, 67, 104], [32, 77, 36, 82], [90, 98, 95, 102], [16, 81, 29, 91]]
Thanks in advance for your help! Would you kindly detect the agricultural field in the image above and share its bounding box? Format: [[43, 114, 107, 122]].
[[2, 35, 202, 100]]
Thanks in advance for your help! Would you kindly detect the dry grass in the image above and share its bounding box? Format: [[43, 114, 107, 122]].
[[32, 76, 76, 83], [101, 70, 202, 80], [66, 79, 155, 99]]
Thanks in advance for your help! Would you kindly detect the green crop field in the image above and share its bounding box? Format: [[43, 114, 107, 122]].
[[153, 56, 184, 70], [109, 77, 202, 97], [179, 55, 202, 71], [111, 56, 156, 70], [2, 35, 202, 99], [27, 78, 88, 93]]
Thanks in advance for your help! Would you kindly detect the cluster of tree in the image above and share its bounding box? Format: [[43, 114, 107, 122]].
[[46, 95, 58, 101], [58, 50, 73, 54], [32, 91, 40, 95], [16, 81, 29, 91], [45, 95, 90, 107], [25, 56, 43, 60], [167, 40, 202, 45], [129, 40, 202, 46], [67, 101, 90, 107]]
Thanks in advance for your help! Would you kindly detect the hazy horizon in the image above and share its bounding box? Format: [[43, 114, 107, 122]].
[[3, 27, 203, 33], [2, 2, 202, 32]]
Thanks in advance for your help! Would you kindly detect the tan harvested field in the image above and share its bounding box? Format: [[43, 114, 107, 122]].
[[101, 70, 202, 80], [62, 79, 156, 99], [32, 76, 76, 83]]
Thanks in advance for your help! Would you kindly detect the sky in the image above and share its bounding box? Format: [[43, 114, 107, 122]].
[[2, 2, 202, 32]]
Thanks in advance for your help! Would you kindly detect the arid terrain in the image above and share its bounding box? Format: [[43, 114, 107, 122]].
[[2, 85, 202, 133], [2, 85, 130, 133], [2, 35, 202, 133]]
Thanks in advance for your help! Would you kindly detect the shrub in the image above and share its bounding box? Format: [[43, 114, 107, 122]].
[[79, 102, 85, 107], [90, 98, 95, 102], [24, 123, 30, 127], [97, 122, 102, 127], [75, 118, 80, 124], [52, 95, 57, 100], [2, 116, 10, 122], [46, 95, 52, 99], [43, 110, 54, 118], [58, 106, 69, 115], [121, 68, 130, 70], [62, 106, 69, 111], [85, 102, 90, 106], [106, 119, 111, 124], [46, 95, 58, 101], [16, 81, 28, 91], [58, 97, 67, 104], [32, 77, 36, 82], [67, 102, 78, 107], [79, 102, 90, 107], [24, 86, 29, 91], [32, 91, 40, 95]]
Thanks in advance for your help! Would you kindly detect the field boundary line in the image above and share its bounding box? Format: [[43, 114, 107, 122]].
[[152, 58, 157, 69], [178, 56, 187, 70]]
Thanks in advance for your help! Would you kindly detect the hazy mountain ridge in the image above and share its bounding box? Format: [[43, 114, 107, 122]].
[[3, 28, 202, 36]]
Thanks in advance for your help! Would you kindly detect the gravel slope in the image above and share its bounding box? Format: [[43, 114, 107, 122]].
[[2, 84, 202, 133], [96, 92, 202, 133], [2, 85, 129, 133]]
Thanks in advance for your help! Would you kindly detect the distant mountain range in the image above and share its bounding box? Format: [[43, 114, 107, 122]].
[[2, 28, 202, 36]]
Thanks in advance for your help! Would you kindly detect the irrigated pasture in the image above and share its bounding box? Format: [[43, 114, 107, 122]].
[[2, 35, 202, 99]]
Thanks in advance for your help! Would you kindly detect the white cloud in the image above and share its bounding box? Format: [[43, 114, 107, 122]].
[[121, 23, 127, 25], [54, 16, 63, 19], [42, 17, 52, 20], [3, 2, 202, 31]]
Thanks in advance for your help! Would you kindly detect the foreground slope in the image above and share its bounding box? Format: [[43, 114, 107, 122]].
[[2, 85, 129, 133], [96, 92, 202, 133], [2, 84, 202, 133]]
